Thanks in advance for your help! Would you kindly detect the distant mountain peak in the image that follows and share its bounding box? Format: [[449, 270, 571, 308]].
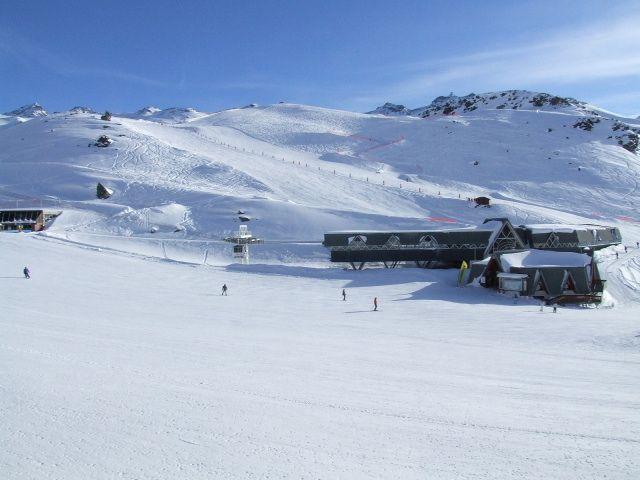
[[4, 102, 48, 118], [127, 106, 205, 123], [135, 106, 161, 116], [368, 90, 591, 118], [69, 106, 97, 114], [367, 103, 411, 116]]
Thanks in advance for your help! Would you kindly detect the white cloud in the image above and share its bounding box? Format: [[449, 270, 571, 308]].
[[352, 15, 640, 108]]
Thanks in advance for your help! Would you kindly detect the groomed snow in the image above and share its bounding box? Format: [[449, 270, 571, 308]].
[[2, 92, 640, 478], [2, 234, 639, 479], [500, 249, 592, 269]]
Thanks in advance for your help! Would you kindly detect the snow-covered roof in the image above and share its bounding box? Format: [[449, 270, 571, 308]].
[[500, 249, 591, 270], [479, 220, 508, 247], [326, 226, 483, 234], [522, 223, 610, 234]]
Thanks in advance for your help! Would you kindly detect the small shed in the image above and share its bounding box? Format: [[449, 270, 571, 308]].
[[96, 183, 114, 199], [498, 250, 601, 300], [468, 249, 604, 302]]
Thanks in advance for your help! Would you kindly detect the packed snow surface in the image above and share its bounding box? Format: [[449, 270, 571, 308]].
[[2, 90, 640, 478], [2, 234, 640, 479]]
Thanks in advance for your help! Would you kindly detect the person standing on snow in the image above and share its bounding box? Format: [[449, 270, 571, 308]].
[[373, 297, 378, 311], [23, 266, 30, 279], [221, 284, 228, 296], [342, 289, 346, 301]]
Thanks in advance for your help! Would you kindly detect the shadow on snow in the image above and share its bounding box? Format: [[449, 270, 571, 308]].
[[226, 263, 524, 306]]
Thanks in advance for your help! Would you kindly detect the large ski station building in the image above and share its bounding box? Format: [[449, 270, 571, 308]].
[[323, 218, 620, 269], [323, 218, 621, 302]]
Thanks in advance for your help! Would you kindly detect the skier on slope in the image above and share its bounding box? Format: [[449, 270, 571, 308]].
[[23, 266, 30, 279], [342, 289, 346, 301], [373, 297, 378, 311], [221, 284, 228, 296]]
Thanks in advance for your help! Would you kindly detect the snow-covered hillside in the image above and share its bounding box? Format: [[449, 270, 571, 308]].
[[3, 102, 48, 118], [3, 91, 640, 479], [1, 91, 639, 262], [2, 232, 639, 479]]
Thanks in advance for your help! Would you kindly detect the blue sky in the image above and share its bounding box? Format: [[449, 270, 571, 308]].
[[2, 0, 640, 116]]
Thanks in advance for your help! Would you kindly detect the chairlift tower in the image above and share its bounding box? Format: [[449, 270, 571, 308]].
[[223, 224, 263, 264]]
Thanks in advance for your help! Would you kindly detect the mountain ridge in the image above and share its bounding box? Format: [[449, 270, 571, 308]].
[[1, 91, 639, 253]]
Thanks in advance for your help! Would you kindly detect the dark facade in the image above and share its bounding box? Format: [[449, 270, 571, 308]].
[[469, 250, 605, 303], [323, 218, 620, 268], [325, 228, 498, 266], [514, 225, 621, 253], [0, 209, 60, 232]]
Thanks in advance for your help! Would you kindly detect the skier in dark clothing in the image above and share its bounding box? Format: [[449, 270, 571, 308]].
[[342, 289, 346, 301], [373, 297, 378, 311], [23, 267, 30, 279], [221, 284, 228, 296]]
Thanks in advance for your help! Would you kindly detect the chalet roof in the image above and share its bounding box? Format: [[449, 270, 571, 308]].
[[500, 250, 591, 270]]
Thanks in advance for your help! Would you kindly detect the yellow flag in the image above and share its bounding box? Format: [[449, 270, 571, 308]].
[[458, 260, 469, 285]]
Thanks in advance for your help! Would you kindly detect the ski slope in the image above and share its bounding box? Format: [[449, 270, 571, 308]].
[[2, 91, 640, 478], [1, 233, 639, 479], [1, 92, 639, 262]]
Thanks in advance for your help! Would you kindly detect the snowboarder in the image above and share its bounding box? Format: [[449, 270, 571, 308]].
[[23, 266, 30, 279], [615, 252, 619, 259], [553, 304, 558, 313], [221, 284, 228, 296], [624, 246, 628, 253], [342, 289, 346, 301], [373, 297, 378, 311]]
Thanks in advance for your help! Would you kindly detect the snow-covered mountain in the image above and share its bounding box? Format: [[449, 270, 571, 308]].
[[1, 91, 639, 258], [366, 102, 412, 116], [68, 106, 97, 115], [134, 106, 162, 117], [125, 106, 209, 123], [3, 102, 48, 118], [368, 90, 634, 120], [4, 90, 640, 480]]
